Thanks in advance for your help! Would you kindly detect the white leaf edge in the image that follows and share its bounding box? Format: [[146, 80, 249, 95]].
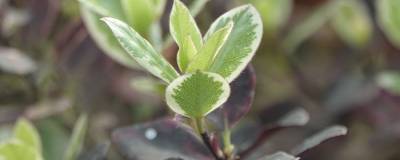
[[101, 17, 179, 83], [165, 72, 231, 117]]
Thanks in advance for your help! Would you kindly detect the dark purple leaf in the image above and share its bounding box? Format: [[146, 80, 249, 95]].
[[207, 65, 256, 129], [290, 125, 347, 156], [238, 107, 309, 159], [112, 118, 213, 160]]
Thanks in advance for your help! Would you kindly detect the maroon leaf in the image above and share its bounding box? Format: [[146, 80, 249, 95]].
[[112, 118, 213, 160], [207, 65, 256, 129]]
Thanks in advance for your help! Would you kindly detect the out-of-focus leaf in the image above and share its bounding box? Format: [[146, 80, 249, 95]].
[[78, 142, 109, 160], [332, 0, 372, 48], [0, 140, 43, 160], [122, 0, 165, 36], [290, 125, 347, 155], [207, 66, 256, 129], [204, 5, 263, 82], [259, 152, 299, 160], [63, 114, 88, 160], [377, 71, 400, 95], [377, 0, 400, 48], [112, 119, 213, 160], [1, 8, 29, 37], [189, 0, 210, 16], [166, 71, 230, 118], [130, 77, 165, 96], [238, 107, 309, 159], [14, 119, 41, 153], [250, 0, 292, 33], [102, 17, 179, 83], [37, 119, 69, 160], [275, 108, 309, 127], [170, 0, 203, 71], [186, 22, 233, 73], [283, 0, 340, 53], [0, 47, 37, 75], [79, 0, 139, 69]]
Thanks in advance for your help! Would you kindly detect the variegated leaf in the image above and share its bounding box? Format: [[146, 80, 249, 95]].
[[377, 0, 400, 48], [332, 0, 372, 48], [186, 22, 234, 73], [204, 5, 263, 82], [170, 0, 203, 71], [166, 71, 230, 118], [102, 17, 179, 83]]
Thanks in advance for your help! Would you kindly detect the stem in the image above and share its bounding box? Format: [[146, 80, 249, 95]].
[[192, 118, 224, 160], [222, 118, 235, 160]]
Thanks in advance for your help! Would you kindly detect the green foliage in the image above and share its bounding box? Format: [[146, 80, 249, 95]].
[[102, 17, 179, 83], [79, 0, 166, 69], [0, 140, 42, 160], [170, 0, 203, 71], [205, 5, 263, 82], [63, 114, 88, 160], [0, 119, 43, 160], [166, 71, 230, 118], [377, 0, 400, 48], [102, 0, 263, 118], [37, 120, 69, 160], [332, 0, 372, 48], [14, 119, 42, 153], [186, 22, 233, 73]]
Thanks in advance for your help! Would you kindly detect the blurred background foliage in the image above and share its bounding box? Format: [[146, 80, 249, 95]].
[[0, 0, 400, 159]]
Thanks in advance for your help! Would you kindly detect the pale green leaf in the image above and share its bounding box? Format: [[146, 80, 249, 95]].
[[177, 36, 197, 72], [260, 152, 299, 160], [186, 22, 234, 73], [250, 0, 293, 33], [0, 140, 43, 160], [122, 0, 165, 36], [204, 5, 263, 82], [377, 0, 400, 48], [377, 71, 400, 95], [166, 71, 230, 118], [80, 1, 139, 69], [63, 114, 88, 160], [170, 0, 203, 71], [102, 17, 179, 83], [332, 0, 372, 48], [13, 119, 41, 153]]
